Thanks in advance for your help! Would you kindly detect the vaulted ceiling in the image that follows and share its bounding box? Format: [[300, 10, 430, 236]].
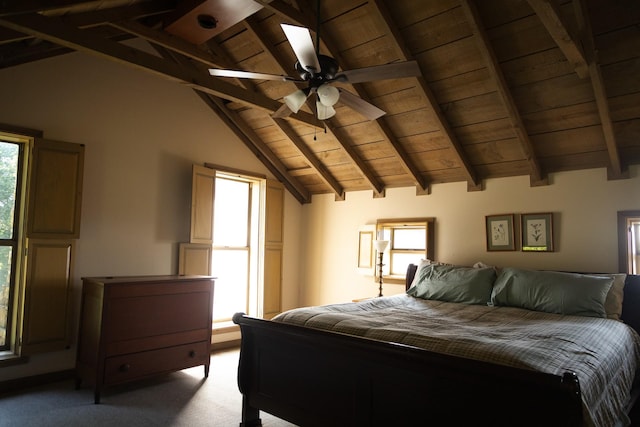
[[0, 0, 638, 203]]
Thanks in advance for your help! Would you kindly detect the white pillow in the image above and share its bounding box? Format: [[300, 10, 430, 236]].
[[592, 273, 626, 321]]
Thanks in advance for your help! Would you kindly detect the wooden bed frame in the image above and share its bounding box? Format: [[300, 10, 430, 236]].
[[232, 267, 640, 426]]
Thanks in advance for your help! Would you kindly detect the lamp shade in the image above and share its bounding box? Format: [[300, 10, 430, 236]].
[[316, 101, 336, 120], [374, 240, 389, 252], [284, 89, 308, 113], [317, 83, 340, 106]]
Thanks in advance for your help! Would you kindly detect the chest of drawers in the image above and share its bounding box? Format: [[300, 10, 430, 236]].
[[75, 275, 215, 403]]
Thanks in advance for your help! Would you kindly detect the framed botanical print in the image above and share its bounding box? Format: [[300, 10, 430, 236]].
[[485, 214, 516, 251], [521, 213, 554, 252]]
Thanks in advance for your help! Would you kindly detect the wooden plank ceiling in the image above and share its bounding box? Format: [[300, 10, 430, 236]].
[[0, 0, 638, 203]]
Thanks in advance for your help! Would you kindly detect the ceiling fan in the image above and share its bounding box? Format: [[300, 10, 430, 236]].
[[208, 23, 421, 121]]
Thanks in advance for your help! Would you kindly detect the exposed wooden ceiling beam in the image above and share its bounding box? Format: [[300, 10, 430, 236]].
[[324, 121, 385, 197], [574, 0, 625, 180], [370, 0, 479, 192], [201, 94, 311, 203], [527, 0, 589, 79], [0, 0, 97, 16], [461, 0, 547, 187], [243, 15, 302, 87], [115, 21, 259, 98], [0, 12, 320, 128], [251, 0, 314, 30], [154, 43, 311, 204], [0, 0, 174, 44], [109, 20, 228, 69], [274, 118, 345, 201]]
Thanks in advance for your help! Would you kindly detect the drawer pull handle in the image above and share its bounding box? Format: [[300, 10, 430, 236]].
[[119, 364, 130, 372], [189, 350, 196, 358]]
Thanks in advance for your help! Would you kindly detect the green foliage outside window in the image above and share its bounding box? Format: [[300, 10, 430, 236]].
[[0, 141, 19, 347]]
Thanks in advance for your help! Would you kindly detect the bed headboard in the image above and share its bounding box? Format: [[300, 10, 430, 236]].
[[405, 264, 640, 335], [406, 263, 418, 290]]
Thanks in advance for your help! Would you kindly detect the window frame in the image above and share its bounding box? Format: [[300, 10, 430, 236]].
[[375, 217, 435, 284], [211, 173, 255, 323], [0, 137, 28, 352]]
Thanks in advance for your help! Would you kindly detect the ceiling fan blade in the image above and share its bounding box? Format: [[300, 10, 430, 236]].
[[281, 23, 321, 75], [337, 89, 386, 121], [209, 68, 297, 82], [335, 60, 421, 84], [272, 103, 292, 118]]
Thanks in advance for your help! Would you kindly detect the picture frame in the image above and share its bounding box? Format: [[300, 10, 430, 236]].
[[485, 214, 516, 251], [357, 231, 374, 268], [521, 212, 554, 252]]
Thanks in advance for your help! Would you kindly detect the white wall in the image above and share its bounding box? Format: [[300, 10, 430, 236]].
[[299, 167, 640, 306], [0, 47, 303, 380]]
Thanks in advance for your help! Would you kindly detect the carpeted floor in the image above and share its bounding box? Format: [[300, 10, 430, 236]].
[[0, 348, 297, 426]]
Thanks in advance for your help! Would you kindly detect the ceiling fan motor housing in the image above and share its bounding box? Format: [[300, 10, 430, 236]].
[[295, 54, 339, 85]]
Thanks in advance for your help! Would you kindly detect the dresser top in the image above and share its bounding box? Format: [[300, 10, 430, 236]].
[[82, 275, 215, 284]]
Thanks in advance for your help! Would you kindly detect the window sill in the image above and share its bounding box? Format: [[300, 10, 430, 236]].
[[0, 351, 28, 368], [212, 321, 239, 335], [377, 275, 406, 285]]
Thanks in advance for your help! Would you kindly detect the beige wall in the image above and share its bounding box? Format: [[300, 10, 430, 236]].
[[0, 48, 303, 381], [299, 167, 640, 306]]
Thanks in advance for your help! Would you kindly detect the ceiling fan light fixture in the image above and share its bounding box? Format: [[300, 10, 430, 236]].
[[316, 101, 336, 120], [284, 89, 308, 113], [317, 84, 340, 107]]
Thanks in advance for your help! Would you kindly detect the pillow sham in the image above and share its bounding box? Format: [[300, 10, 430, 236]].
[[409, 259, 490, 289], [408, 264, 496, 305], [491, 267, 614, 318], [593, 273, 626, 321]]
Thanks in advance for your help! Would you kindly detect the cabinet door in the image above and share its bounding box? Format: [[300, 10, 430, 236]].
[[190, 165, 215, 244], [263, 179, 283, 319], [20, 239, 74, 355], [27, 138, 84, 239], [178, 243, 212, 275]]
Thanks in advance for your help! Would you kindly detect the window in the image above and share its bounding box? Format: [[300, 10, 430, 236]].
[[182, 164, 284, 323], [0, 137, 26, 350], [211, 174, 260, 323], [619, 210, 640, 274], [376, 218, 435, 284], [0, 128, 82, 361]]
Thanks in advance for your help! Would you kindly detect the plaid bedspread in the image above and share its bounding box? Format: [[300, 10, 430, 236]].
[[274, 294, 640, 427]]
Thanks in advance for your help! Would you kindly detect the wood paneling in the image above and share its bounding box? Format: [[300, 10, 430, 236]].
[[0, 0, 638, 197]]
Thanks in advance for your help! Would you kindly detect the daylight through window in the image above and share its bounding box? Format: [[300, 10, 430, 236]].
[[0, 139, 24, 349]]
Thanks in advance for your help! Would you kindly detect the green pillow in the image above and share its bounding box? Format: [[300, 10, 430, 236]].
[[407, 264, 496, 305], [491, 268, 614, 318]]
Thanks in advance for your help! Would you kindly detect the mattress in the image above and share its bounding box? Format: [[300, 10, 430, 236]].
[[274, 294, 640, 427]]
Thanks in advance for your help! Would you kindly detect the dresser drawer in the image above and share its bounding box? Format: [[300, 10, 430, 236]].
[[104, 341, 210, 385], [105, 291, 212, 342]]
